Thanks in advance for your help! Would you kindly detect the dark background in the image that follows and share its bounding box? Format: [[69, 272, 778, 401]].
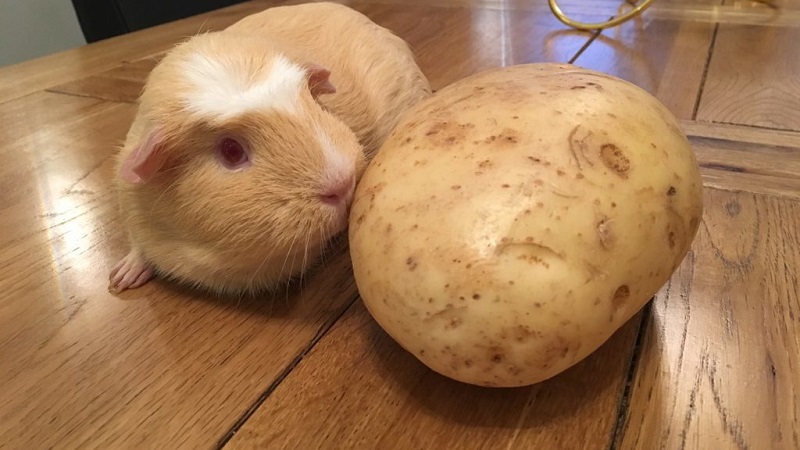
[[71, 0, 247, 42]]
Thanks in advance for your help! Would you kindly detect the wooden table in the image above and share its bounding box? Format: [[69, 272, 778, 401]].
[[1, 0, 798, 448]]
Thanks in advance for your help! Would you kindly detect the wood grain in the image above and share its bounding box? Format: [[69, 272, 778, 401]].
[[573, 15, 715, 120], [684, 121, 800, 201], [48, 56, 162, 103], [349, 1, 596, 91], [0, 0, 798, 448], [696, 19, 800, 131], [37, 0, 600, 104], [0, 90, 359, 448], [225, 300, 644, 450], [615, 188, 800, 450]]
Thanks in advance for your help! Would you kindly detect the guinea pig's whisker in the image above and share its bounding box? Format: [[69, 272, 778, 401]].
[[316, 224, 329, 270], [279, 233, 300, 304], [300, 227, 312, 283], [245, 238, 281, 296]]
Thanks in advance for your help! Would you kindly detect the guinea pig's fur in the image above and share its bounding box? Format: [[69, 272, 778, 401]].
[[226, 2, 431, 157], [108, 2, 431, 296]]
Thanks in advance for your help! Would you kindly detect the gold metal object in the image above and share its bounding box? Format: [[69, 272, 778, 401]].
[[548, 0, 658, 30]]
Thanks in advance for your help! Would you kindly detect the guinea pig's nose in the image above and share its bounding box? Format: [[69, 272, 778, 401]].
[[320, 173, 355, 205]]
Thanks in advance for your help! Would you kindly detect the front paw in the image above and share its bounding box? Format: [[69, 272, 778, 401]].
[[108, 250, 155, 293]]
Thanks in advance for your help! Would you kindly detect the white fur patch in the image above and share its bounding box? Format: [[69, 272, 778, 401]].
[[181, 52, 306, 118], [317, 128, 354, 185]]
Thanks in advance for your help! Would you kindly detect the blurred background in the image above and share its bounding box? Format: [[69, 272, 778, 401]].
[[0, 0, 244, 67]]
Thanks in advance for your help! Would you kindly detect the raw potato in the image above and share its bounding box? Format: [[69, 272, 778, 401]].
[[348, 63, 703, 387]]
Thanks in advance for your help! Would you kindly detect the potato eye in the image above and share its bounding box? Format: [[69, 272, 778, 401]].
[[216, 137, 250, 170]]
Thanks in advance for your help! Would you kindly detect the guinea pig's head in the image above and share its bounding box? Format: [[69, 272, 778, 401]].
[[118, 32, 365, 295]]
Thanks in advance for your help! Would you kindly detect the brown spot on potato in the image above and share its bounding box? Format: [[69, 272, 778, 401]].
[[406, 257, 418, 270], [668, 231, 676, 248], [355, 214, 366, 224], [570, 85, 587, 90], [513, 325, 540, 342], [386, 224, 393, 233], [413, 160, 427, 166], [451, 185, 462, 190], [667, 186, 677, 196], [498, 128, 520, 144], [607, 112, 617, 118], [557, 169, 566, 176], [512, 115, 519, 119], [507, 366, 523, 376], [597, 217, 613, 250], [404, 137, 412, 144], [612, 285, 630, 310], [501, 183, 510, 188], [472, 293, 481, 300], [464, 359, 473, 367], [600, 143, 631, 177], [478, 159, 492, 168], [425, 122, 447, 136], [491, 352, 504, 363]]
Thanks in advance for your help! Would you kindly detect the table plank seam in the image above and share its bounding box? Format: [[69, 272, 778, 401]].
[[215, 292, 361, 449], [699, 118, 800, 134], [698, 173, 800, 201], [43, 88, 137, 105], [691, 23, 720, 121], [607, 303, 651, 450]]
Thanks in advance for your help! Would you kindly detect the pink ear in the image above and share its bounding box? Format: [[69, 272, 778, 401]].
[[120, 130, 167, 184], [307, 63, 336, 98]]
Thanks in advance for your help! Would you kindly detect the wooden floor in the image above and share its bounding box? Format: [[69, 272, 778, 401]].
[[0, 0, 798, 448]]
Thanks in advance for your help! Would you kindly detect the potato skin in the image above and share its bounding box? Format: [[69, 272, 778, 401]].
[[348, 63, 703, 387]]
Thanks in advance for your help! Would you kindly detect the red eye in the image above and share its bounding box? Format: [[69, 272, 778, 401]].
[[216, 137, 250, 169]]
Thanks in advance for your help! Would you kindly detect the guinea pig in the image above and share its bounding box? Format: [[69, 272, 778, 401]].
[[108, 2, 431, 296]]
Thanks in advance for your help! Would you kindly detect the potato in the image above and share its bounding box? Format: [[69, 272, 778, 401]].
[[348, 63, 703, 387]]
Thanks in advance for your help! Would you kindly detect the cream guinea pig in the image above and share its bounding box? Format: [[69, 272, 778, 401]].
[[108, 2, 431, 295]]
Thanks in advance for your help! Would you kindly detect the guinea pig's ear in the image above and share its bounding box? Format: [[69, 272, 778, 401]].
[[305, 63, 336, 98], [120, 129, 168, 184]]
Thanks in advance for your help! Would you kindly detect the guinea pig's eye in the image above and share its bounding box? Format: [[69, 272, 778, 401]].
[[216, 137, 250, 170]]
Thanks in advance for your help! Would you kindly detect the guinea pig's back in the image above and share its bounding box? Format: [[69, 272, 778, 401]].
[[226, 2, 432, 158]]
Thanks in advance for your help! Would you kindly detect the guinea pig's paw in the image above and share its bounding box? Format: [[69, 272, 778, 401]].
[[108, 250, 155, 294]]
